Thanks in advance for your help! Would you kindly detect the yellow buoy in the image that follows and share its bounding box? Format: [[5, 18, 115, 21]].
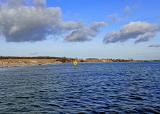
[[72, 60, 78, 66]]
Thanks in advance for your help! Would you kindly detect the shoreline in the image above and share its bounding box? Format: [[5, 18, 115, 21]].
[[0, 57, 147, 68]]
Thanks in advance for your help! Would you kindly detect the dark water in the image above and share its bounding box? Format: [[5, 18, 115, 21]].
[[0, 62, 160, 114]]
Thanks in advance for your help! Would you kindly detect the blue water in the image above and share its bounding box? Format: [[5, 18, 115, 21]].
[[0, 62, 160, 113]]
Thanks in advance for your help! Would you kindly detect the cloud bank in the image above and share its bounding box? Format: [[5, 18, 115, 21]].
[[103, 21, 160, 44], [0, 0, 105, 42]]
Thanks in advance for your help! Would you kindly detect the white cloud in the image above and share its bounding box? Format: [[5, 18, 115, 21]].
[[103, 21, 160, 44], [0, 0, 104, 42], [65, 22, 107, 42]]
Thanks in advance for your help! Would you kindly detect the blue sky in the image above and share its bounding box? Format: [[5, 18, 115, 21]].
[[0, 0, 160, 60]]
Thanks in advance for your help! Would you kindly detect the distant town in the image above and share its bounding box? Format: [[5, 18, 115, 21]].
[[0, 56, 159, 68]]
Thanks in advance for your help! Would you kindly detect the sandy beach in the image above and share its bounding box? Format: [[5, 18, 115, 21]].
[[0, 58, 62, 68]]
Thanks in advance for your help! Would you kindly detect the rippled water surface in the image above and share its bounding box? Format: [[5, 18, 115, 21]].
[[0, 62, 160, 113]]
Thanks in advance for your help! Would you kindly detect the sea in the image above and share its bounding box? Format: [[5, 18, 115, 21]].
[[0, 62, 160, 113]]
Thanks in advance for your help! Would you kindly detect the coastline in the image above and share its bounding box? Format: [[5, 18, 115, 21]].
[[0, 56, 147, 68]]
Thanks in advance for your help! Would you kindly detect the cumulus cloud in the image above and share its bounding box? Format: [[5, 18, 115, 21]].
[[149, 44, 160, 48], [134, 32, 156, 44], [65, 22, 107, 42], [0, 0, 104, 42], [103, 21, 160, 44]]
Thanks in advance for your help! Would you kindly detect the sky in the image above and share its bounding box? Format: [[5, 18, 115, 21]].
[[0, 0, 160, 60]]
